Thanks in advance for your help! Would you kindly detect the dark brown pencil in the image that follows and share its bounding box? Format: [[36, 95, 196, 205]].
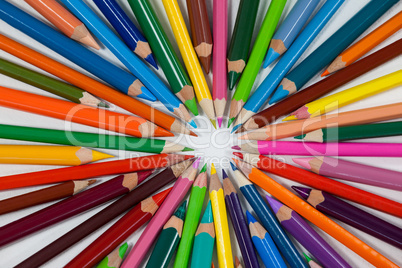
[[187, 0, 213, 73]]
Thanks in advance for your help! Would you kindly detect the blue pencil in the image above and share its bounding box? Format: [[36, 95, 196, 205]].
[[273, 0, 399, 103], [263, 0, 320, 67], [230, 162, 308, 268], [232, 0, 344, 132], [0, 0, 155, 101], [60, 0, 196, 127], [246, 211, 287, 268], [92, 0, 158, 69]]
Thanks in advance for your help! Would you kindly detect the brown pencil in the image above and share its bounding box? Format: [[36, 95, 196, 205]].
[[187, 0, 213, 73], [0, 180, 95, 215]]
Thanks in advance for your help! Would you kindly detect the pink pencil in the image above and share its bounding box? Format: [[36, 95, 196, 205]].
[[120, 158, 200, 268], [213, 0, 227, 128], [235, 141, 402, 157]]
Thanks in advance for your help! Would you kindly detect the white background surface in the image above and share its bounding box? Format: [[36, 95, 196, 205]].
[[0, 0, 401, 267]]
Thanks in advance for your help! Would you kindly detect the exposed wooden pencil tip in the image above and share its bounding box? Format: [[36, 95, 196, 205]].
[[190, 131, 198, 137]]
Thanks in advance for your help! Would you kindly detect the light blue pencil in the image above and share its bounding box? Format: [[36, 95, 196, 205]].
[[232, 0, 345, 132], [0, 0, 155, 101], [264, 0, 320, 67], [60, 0, 196, 127]]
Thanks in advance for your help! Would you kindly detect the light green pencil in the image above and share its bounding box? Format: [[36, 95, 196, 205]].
[[96, 242, 128, 268], [173, 164, 207, 267]]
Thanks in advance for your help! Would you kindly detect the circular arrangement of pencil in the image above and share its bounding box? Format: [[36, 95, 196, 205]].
[[0, 0, 401, 267]]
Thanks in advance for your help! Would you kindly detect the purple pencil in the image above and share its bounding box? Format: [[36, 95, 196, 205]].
[[293, 186, 402, 249], [266, 196, 351, 268], [293, 157, 402, 191], [222, 170, 260, 268]]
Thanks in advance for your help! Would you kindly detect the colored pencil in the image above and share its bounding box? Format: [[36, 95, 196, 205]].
[[209, 164, 234, 268], [0, 86, 169, 138], [296, 121, 402, 142], [186, 0, 213, 73], [246, 211, 287, 268], [293, 186, 402, 249], [0, 154, 191, 190], [162, 0, 216, 127], [263, 0, 320, 67], [228, 0, 287, 127], [31, 160, 192, 268], [0, 180, 95, 215], [127, 0, 197, 115], [59, 0, 195, 127], [223, 170, 260, 268], [93, 0, 157, 68], [0, 35, 195, 136], [236, 141, 402, 157], [0, 58, 106, 107], [239, 39, 402, 132], [121, 158, 200, 267], [234, 153, 402, 218], [213, 0, 227, 128], [230, 162, 306, 268], [241, 102, 402, 140], [24, 0, 99, 49], [227, 0, 260, 90], [304, 253, 323, 268], [323, 10, 402, 75], [274, 0, 399, 102], [235, 256, 243, 268], [190, 201, 215, 268], [96, 242, 129, 268], [267, 196, 350, 267], [293, 156, 402, 191], [174, 164, 208, 268], [0, 171, 149, 247], [146, 201, 187, 268], [0, 124, 193, 154], [234, 159, 398, 268], [288, 70, 402, 119], [232, 0, 344, 131], [0, 1, 155, 101]]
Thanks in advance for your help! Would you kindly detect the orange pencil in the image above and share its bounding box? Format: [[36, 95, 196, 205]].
[[24, 0, 99, 49], [233, 159, 398, 268], [323, 11, 402, 76], [0, 34, 195, 136], [0, 86, 171, 138]]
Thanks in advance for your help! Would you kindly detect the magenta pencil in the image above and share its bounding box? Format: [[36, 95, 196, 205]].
[[293, 156, 402, 191], [213, 0, 228, 128], [236, 141, 402, 157], [120, 158, 200, 268]]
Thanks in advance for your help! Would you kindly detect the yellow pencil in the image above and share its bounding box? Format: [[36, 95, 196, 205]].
[[286, 70, 402, 120], [0, 145, 113, 166], [162, 0, 216, 128], [209, 163, 233, 268]]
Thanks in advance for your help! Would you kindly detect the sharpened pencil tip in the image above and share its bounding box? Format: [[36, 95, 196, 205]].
[[200, 163, 207, 173], [230, 162, 238, 171], [193, 157, 201, 168], [145, 54, 158, 70], [233, 152, 243, 159], [228, 117, 235, 128], [182, 147, 194, 152], [217, 117, 223, 128], [190, 131, 198, 137], [282, 115, 297, 121], [321, 70, 330, 77], [189, 120, 198, 129], [98, 101, 110, 108], [232, 146, 241, 150], [210, 119, 217, 129], [231, 124, 241, 133], [222, 169, 228, 179], [263, 48, 279, 68]]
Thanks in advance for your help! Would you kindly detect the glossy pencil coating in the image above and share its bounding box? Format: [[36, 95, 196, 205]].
[[230, 162, 307, 268], [186, 0, 213, 73], [234, 159, 398, 268], [223, 170, 260, 268], [127, 0, 198, 115], [228, 0, 287, 127], [174, 164, 208, 268], [92, 0, 157, 68], [246, 211, 287, 268], [267, 196, 350, 267], [146, 201, 187, 268], [59, 0, 195, 126], [121, 158, 200, 267], [293, 186, 402, 249], [264, 0, 320, 67], [190, 201, 215, 268], [0, 1, 154, 101], [96, 242, 129, 268], [276, 0, 399, 99], [293, 156, 402, 191], [227, 0, 260, 90]]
